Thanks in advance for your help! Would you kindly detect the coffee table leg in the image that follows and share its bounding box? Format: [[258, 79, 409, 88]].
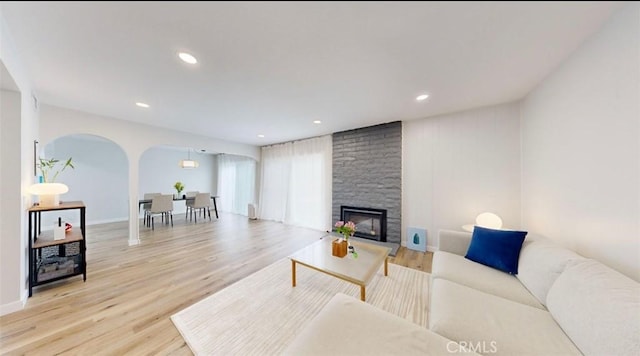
[[360, 286, 365, 301], [292, 260, 296, 287], [384, 257, 388, 276]]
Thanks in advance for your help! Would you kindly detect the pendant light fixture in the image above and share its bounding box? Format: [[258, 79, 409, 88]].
[[179, 148, 199, 169]]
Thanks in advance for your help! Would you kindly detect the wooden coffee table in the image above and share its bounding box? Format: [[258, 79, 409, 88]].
[[289, 237, 391, 301]]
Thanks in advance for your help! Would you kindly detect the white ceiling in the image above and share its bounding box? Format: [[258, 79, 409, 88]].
[[1, 1, 622, 146]]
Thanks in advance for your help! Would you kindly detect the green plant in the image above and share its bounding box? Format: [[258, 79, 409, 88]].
[[37, 157, 74, 183], [174, 181, 185, 195]]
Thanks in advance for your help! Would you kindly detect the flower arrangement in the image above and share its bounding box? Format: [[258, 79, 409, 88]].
[[174, 181, 185, 196], [335, 220, 356, 241]]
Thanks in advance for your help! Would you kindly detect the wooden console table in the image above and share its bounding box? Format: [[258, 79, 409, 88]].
[[27, 201, 87, 297]]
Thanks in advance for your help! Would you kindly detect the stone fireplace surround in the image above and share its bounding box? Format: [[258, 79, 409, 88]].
[[332, 121, 401, 246]]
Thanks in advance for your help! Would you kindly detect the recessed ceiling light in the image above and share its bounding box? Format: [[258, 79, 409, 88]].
[[178, 52, 198, 64], [257, 134, 265, 138], [313, 120, 322, 124], [136, 102, 150, 108], [416, 94, 429, 101]]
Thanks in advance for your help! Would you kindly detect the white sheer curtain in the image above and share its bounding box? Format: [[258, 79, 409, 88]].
[[217, 154, 256, 216], [258, 143, 292, 222], [258, 135, 332, 231]]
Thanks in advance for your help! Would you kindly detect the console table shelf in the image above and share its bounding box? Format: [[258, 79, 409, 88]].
[[32, 230, 83, 248], [27, 201, 87, 297]]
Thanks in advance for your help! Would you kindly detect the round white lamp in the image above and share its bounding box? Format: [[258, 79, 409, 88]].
[[28, 183, 69, 207], [475, 212, 503, 229], [462, 212, 503, 232]]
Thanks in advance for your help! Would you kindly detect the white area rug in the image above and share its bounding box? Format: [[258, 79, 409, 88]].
[[171, 257, 430, 355]]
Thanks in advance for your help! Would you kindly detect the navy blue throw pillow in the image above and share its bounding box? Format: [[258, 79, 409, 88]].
[[465, 226, 528, 274]]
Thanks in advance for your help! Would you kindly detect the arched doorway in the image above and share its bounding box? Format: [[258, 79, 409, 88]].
[[41, 134, 129, 226], [137, 145, 218, 228]]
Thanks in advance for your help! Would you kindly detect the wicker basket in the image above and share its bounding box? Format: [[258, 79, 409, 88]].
[[63, 242, 80, 256]]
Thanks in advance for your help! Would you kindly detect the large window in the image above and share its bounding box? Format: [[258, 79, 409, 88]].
[[217, 154, 256, 216], [258, 135, 332, 231]]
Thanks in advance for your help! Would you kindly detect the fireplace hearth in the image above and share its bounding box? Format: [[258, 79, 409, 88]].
[[340, 206, 387, 242]]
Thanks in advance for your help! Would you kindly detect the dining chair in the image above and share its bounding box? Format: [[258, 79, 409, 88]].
[[191, 192, 212, 223], [148, 194, 174, 230], [184, 191, 199, 220], [142, 192, 161, 226]]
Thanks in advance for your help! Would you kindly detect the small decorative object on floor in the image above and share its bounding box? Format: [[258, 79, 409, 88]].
[[332, 239, 347, 257], [334, 220, 356, 241], [406, 227, 427, 252]]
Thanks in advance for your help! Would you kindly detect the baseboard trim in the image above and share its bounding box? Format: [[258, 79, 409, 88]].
[[0, 295, 27, 316], [87, 217, 129, 226], [400, 241, 436, 253]]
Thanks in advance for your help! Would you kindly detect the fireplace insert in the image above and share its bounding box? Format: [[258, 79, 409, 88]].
[[340, 206, 387, 242]]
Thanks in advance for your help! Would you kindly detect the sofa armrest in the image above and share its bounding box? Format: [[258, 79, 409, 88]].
[[438, 229, 472, 256], [283, 293, 479, 355]]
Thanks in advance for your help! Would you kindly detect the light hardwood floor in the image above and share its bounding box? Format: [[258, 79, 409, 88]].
[[0, 213, 432, 355]]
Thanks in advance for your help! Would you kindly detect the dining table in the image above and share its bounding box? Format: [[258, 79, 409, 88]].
[[138, 195, 219, 219]]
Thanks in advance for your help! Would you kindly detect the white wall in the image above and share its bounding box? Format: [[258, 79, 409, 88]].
[[0, 8, 39, 315], [0, 89, 23, 313], [521, 3, 639, 281], [139, 146, 217, 215], [403, 102, 521, 250]]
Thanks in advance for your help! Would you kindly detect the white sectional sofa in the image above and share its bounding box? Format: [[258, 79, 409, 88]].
[[430, 229, 640, 356], [283, 229, 640, 355], [283, 292, 479, 355]]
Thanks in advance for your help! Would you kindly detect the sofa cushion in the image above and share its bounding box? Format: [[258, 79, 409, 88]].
[[546, 259, 640, 356], [432, 251, 544, 309], [465, 226, 527, 274], [283, 292, 479, 356], [516, 239, 583, 305], [429, 279, 581, 355]]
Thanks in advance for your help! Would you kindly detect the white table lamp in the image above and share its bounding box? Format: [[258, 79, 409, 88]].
[[28, 183, 69, 207], [462, 212, 503, 232], [476, 212, 503, 229]]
